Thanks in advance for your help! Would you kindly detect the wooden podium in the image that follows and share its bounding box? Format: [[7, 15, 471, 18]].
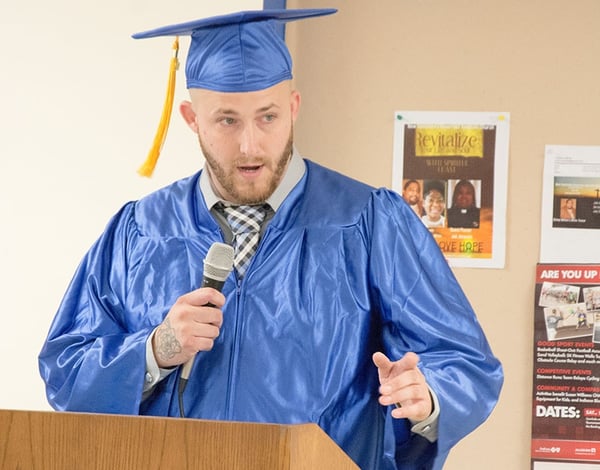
[[0, 409, 358, 469]]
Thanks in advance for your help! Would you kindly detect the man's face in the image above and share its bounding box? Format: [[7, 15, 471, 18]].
[[181, 81, 300, 204], [403, 182, 421, 205], [423, 190, 445, 221]]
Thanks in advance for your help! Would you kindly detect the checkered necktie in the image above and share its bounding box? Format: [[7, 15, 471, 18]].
[[220, 204, 269, 278]]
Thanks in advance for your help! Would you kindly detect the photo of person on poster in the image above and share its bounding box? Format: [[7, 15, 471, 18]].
[[402, 179, 424, 218], [421, 180, 446, 228], [447, 179, 481, 229], [542, 304, 592, 340], [544, 308, 563, 340], [594, 313, 600, 343], [559, 197, 577, 221]]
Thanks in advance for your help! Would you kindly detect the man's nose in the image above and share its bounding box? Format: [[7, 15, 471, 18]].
[[239, 124, 260, 156]]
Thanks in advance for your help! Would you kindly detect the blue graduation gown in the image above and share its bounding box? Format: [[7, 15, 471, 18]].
[[39, 159, 503, 469]]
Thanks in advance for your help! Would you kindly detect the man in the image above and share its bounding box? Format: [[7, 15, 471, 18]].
[[560, 198, 576, 220], [402, 179, 424, 218], [39, 9, 502, 470]]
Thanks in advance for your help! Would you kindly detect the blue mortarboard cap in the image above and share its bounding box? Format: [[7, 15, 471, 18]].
[[131, 8, 336, 177], [133, 8, 337, 92]]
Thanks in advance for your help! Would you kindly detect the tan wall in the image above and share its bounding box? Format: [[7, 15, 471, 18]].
[[287, 0, 600, 468]]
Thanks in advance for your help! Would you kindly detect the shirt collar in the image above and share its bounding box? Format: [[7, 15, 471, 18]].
[[199, 147, 305, 211]]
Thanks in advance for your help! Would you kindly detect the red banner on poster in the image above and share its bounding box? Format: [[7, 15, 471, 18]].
[[532, 439, 600, 462]]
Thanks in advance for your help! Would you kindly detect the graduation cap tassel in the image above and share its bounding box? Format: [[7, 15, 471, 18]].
[[137, 37, 180, 177]]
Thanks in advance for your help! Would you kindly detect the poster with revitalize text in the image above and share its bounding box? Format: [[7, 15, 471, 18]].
[[392, 111, 510, 268]]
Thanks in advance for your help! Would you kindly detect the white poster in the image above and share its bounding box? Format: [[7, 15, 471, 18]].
[[392, 111, 510, 269], [540, 145, 600, 264]]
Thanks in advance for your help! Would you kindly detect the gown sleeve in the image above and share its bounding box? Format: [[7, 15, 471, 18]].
[[368, 190, 503, 469], [38, 203, 153, 414]]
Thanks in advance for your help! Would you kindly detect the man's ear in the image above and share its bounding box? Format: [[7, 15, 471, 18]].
[[290, 90, 301, 124], [180, 100, 199, 132]]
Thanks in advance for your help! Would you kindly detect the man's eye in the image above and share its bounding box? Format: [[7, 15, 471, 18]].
[[217, 116, 236, 126]]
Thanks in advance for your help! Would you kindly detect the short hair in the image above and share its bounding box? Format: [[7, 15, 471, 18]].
[[423, 181, 445, 199], [403, 179, 420, 191]]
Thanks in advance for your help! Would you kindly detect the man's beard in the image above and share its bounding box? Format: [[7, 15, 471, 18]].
[[200, 129, 293, 205]]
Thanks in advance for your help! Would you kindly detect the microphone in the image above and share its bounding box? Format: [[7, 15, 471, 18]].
[[181, 242, 234, 380], [178, 242, 234, 416], [199, 242, 235, 292]]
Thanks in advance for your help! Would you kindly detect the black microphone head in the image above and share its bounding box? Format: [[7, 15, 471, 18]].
[[203, 242, 234, 283]]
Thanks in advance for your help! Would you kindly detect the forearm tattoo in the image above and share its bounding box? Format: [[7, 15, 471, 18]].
[[155, 319, 182, 361]]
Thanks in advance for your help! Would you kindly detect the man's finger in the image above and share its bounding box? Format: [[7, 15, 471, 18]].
[[395, 351, 420, 372], [372, 352, 393, 377]]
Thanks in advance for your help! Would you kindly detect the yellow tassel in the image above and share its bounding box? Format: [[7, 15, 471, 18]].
[[137, 37, 180, 177]]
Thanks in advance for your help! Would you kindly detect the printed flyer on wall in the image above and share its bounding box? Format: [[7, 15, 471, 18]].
[[540, 145, 600, 264], [531, 264, 600, 469], [391, 111, 510, 268]]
